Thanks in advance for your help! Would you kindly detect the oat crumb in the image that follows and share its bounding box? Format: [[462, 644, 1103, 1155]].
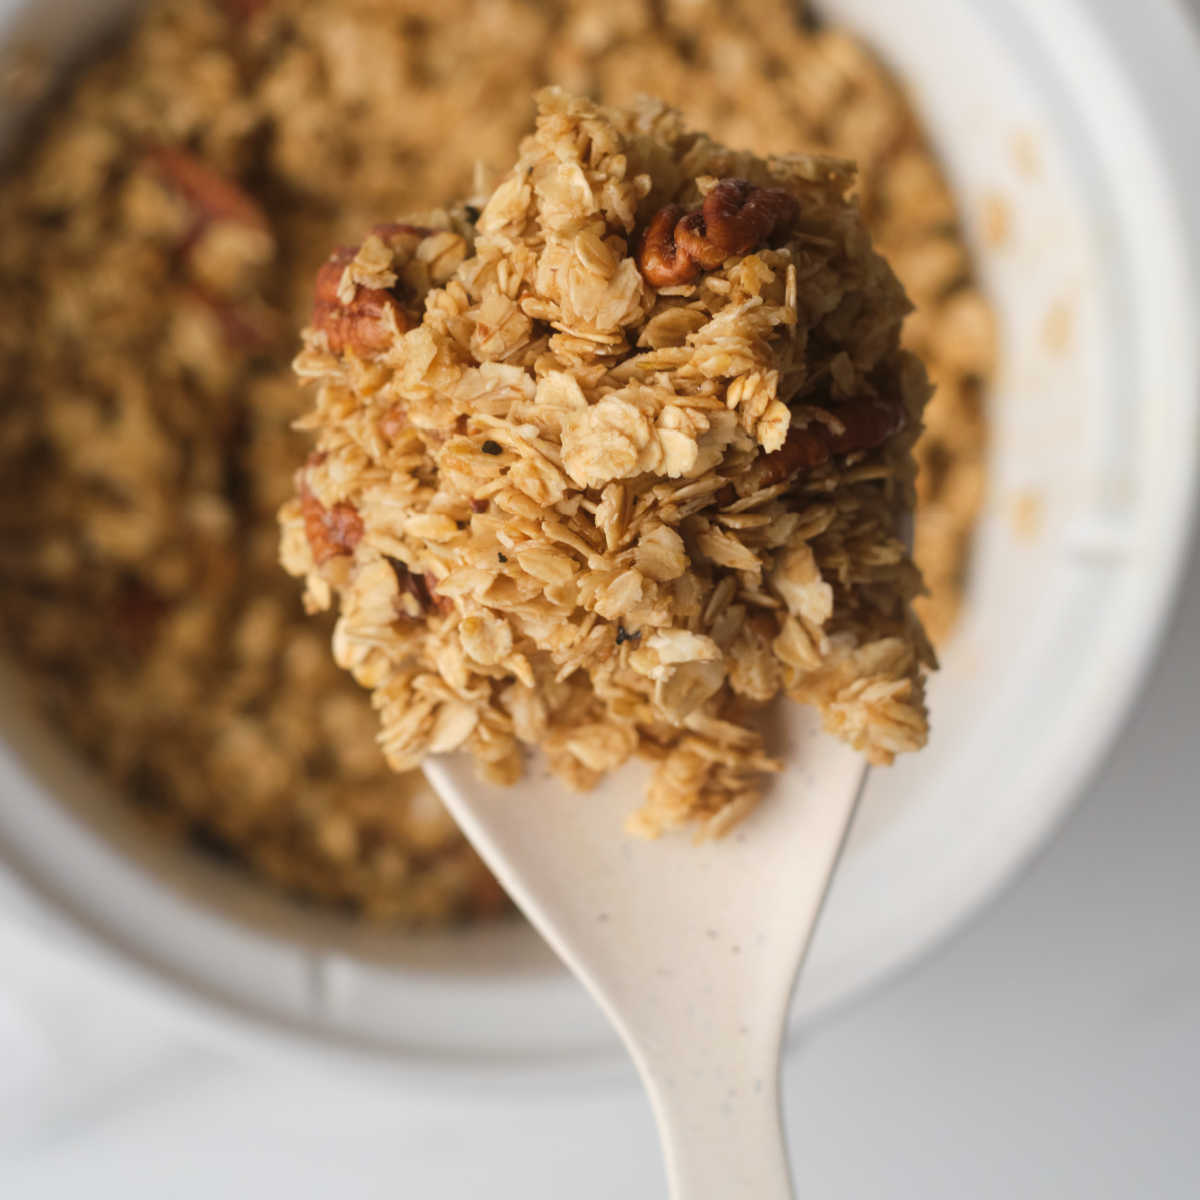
[[982, 192, 1012, 249], [1042, 300, 1073, 355], [1011, 129, 1041, 178], [1011, 491, 1045, 541]]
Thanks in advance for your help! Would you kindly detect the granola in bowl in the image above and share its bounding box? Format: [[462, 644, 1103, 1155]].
[[279, 90, 934, 836], [0, 0, 991, 918]]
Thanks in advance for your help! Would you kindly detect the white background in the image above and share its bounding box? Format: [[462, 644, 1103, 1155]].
[[2, 3, 1199, 1196]]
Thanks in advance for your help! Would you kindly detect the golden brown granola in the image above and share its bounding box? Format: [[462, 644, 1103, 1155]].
[[0, 0, 991, 916], [279, 90, 934, 835]]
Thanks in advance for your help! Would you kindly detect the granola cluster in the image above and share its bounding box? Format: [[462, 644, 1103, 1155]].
[[280, 91, 934, 835]]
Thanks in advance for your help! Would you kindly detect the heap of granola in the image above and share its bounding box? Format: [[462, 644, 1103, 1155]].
[[281, 90, 934, 835]]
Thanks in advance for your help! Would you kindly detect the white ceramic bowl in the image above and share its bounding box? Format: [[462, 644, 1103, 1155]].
[[0, 0, 1197, 1085]]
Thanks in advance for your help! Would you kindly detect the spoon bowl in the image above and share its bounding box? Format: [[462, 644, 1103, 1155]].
[[425, 703, 867, 1199]]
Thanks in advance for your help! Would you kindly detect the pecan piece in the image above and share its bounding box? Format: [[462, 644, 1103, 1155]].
[[638, 178, 800, 287], [388, 558, 452, 616], [300, 476, 364, 565], [311, 247, 411, 356], [672, 210, 728, 272], [638, 203, 697, 288], [147, 146, 268, 237], [112, 576, 168, 656], [219, 0, 270, 19], [755, 393, 907, 488], [697, 178, 798, 258], [310, 224, 430, 357], [419, 571, 452, 615]]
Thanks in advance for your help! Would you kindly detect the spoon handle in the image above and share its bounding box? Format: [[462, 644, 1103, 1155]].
[[424, 720, 866, 1200], [641, 1027, 792, 1199]]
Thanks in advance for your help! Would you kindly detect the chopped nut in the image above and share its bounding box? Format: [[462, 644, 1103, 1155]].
[[754, 391, 907, 488], [311, 245, 414, 357], [219, 0, 270, 20], [146, 146, 268, 238], [111, 576, 168, 655], [638, 203, 696, 287], [638, 179, 800, 288], [681, 178, 799, 262], [389, 559, 452, 617], [299, 476, 364, 565]]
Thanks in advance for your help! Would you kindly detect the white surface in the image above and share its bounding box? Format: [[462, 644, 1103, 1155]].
[[1, 0, 1197, 1078], [427, 713, 865, 1198], [1, 0, 1199, 1196]]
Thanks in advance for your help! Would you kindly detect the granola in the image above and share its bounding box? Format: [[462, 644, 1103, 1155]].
[[279, 90, 934, 835], [0, 0, 991, 915]]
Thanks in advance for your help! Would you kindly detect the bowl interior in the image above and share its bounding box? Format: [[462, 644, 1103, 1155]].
[[0, 0, 1195, 1075]]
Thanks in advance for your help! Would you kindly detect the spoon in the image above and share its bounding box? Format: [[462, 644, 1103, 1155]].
[[424, 702, 867, 1199]]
